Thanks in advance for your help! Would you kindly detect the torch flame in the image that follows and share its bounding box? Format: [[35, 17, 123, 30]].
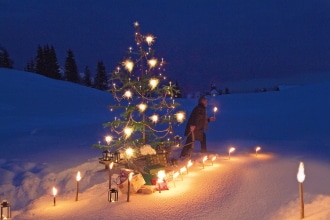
[[180, 167, 187, 174], [256, 146, 261, 152], [157, 170, 166, 183], [203, 155, 208, 163], [52, 186, 57, 196], [213, 107, 218, 113], [109, 162, 114, 170], [187, 160, 193, 168], [76, 171, 81, 182], [173, 171, 180, 179], [297, 162, 306, 183], [229, 147, 235, 154], [212, 156, 217, 161]]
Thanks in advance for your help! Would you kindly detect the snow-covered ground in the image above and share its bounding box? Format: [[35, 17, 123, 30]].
[[1, 68, 330, 220]]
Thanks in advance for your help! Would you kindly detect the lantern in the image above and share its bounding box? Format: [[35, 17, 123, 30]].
[[108, 188, 119, 203], [102, 149, 111, 161], [114, 151, 121, 163], [1, 200, 11, 220]]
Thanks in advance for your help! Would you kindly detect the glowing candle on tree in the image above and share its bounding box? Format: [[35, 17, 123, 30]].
[[75, 171, 81, 201]]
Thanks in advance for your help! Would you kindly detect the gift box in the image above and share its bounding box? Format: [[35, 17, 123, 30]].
[[144, 164, 166, 175], [137, 185, 156, 194], [119, 173, 145, 194], [146, 153, 167, 166]]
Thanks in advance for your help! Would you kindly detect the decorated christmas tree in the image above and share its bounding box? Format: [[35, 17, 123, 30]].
[[95, 22, 185, 161]]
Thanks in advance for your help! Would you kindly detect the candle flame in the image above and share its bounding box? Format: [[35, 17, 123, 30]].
[[175, 111, 186, 123], [122, 59, 134, 72], [125, 148, 134, 157], [297, 162, 306, 183], [149, 78, 159, 90], [229, 147, 235, 154], [213, 107, 218, 112], [124, 127, 133, 138], [211, 156, 217, 161], [137, 103, 148, 112], [123, 90, 133, 99], [145, 35, 155, 46], [148, 58, 158, 69], [105, 135, 112, 144], [256, 146, 261, 152], [149, 114, 159, 123], [52, 186, 57, 196]]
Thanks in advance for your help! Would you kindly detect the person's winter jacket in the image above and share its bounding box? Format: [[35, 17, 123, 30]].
[[184, 103, 207, 141]]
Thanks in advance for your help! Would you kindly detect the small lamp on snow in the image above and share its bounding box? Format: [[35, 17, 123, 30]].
[[108, 188, 119, 203], [102, 149, 111, 161], [297, 162, 306, 219], [1, 200, 11, 220], [114, 151, 121, 163]]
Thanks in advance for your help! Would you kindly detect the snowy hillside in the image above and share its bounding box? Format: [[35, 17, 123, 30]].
[[1, 68, 330, 220]]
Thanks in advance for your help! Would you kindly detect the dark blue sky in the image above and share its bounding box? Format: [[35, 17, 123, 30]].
[[1, 0, 330, 92]]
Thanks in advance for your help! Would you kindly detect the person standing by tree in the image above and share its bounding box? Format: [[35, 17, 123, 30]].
[[180, 96, 216, 158]]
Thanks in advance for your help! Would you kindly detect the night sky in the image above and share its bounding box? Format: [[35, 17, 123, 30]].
[[1, 0, 330, 92]]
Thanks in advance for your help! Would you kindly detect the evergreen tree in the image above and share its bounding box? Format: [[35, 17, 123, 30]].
[[24, 59, 35, 72], [93, 61, 108, 90], [82, 65, 92, 87], [35, 45, 45, 75], [100, 22, 184, 152], [64, 49, 80, 83], [0, 46, 14, 69], [48, 45, 61, 79]]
